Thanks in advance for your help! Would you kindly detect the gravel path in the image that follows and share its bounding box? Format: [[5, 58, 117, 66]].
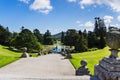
[[0, 54, 90, 80]]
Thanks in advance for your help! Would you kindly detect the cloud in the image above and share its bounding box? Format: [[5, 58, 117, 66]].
[[76, 21, 94, 27], [103, 15, 113, 24], [76, 20, 80, 24], [110, 24, 119, 27], [79, 0, 120, 12], [18, 0, 30, 4], [80, 0, 94, 5], [30, 0, 53, 14], [84, 21, 94, 27], [68, 0, 77, 2], [117, 16, 120, 22]]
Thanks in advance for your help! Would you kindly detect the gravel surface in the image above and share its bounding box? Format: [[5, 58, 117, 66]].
[[0, 54, 90, 80]]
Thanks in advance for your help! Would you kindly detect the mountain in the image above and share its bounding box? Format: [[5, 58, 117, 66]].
[[52, 32, 66, 40]]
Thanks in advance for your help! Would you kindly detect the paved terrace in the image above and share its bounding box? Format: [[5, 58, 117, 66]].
[[0, 54, 90, 80]]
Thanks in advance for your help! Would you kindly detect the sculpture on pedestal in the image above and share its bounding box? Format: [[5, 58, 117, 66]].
[[76, 60, 90, 75], [21, 47, 29, 58], [94, 31, 120, 80]]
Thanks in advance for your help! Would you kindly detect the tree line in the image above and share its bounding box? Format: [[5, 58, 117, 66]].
[[0, 26, 53, 52], [0, 17, 107, 53], [61, 17, 107, 52]]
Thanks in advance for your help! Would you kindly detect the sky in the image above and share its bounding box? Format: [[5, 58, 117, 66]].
[[0, 0, 120, 34]]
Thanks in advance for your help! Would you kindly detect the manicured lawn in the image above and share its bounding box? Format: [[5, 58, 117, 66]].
[[0, 45, 22, 67], [43, 45, 55, 52], [70, 47, 114, 75]]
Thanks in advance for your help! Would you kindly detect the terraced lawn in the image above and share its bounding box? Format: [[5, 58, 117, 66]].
[[70, 47, 114, 75], [0, 45, 21, 67]]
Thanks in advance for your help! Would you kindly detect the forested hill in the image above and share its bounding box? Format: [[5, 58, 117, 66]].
[[52, 32, 66, 40]]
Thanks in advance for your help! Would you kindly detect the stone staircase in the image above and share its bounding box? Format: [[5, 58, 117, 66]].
[[0, 75, 90, 80]]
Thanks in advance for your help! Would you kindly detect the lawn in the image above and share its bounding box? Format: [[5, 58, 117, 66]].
[[0, 45, 22, 68], [70, 47, 114, 75], [43, 45, 55, 52]]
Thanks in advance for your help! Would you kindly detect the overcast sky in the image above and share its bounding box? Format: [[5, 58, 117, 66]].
[[0, 0, 120, 34]]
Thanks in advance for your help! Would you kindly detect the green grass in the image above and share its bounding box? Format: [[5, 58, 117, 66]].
[[70, 47, 113, 75], [29, 53, 38, 57], [0, 45, 22, 67], [43, 45, 54, 51]]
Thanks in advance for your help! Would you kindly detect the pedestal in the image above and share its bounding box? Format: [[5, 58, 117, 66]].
[[21, 52, 29, 58], [94, 57, 120, 80]]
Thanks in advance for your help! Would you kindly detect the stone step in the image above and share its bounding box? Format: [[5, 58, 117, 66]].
[[0, 75, 90, 80]]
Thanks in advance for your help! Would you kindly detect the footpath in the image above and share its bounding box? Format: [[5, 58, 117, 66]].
[[0, 54, 90, 80]]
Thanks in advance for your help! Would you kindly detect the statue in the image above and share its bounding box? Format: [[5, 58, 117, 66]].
[[76, 60, 90, 75], [21, 47, 29, 58]]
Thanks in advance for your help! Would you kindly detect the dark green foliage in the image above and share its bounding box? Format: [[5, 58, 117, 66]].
[[43, 30, 53, 45], [33, 29, 43, 43], [10, 32, 19, 47], [99, 34, 106, 49], [14, 29, 43, 52], [75, 35, 88, 52], [83, 29, 87, 39], [61, 31, 64, 44], [93, 17, 107, 49], [94, 17, 100, 37], [88, 31, 98, 48], [78, 30, 82, 35], [64, 29, 88, 52], [94, 17, 106, 37], [75, 30, 88, 52], [0, 25, 12, 46], [63, 17, 106, 52], [64, 29, 79, 46]]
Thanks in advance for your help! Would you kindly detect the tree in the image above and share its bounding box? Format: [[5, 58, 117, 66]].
[[21, 26, 25, 31], [10, 32, 19, 47], [94, 17, 100, 37], [0, 25, 12, 46], [93, 17, 106, 49], [99, 34, 106, 49], [14, 28, 43, 52], [64, 29, 88, 52], [76, 29, 88, 52], [88, 31, 98, 48], [75, 33, 88, 52], [83, 29, 88, 47], [61, 31, 64, 44], [33, 29, 43, 43], [78, 30, 82, 35], [64, 29, 78, 47], [43, 30, 53, 45], [83, 29, 87, 39]]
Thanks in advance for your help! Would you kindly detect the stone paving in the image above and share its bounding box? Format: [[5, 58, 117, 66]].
[[0, 54, 90, 80]]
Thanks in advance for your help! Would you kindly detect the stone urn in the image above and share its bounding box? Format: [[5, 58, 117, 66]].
[[106, 31, 120, 58], [106, 31, 120, 49]]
